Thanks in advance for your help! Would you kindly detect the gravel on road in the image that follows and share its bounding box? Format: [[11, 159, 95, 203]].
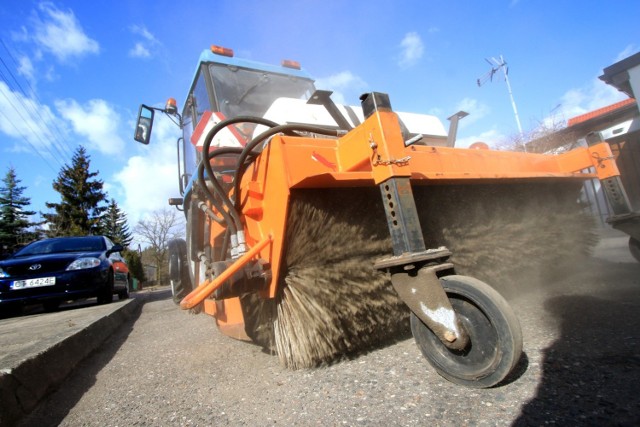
[[17, 236, 640, 427]]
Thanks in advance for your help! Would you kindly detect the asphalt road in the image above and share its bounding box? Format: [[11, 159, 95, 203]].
[[16, 233, 640, 426]]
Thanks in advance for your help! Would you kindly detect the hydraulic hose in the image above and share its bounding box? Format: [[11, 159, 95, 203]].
[[196, 116, 339, 260], [196, 161, 235, 232], [233, 123, 341, 211], [200, 116, 279, 233], [196, 145, 246, 227]]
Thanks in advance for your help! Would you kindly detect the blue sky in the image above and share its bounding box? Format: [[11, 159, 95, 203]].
[[0, 0, 638, 231]]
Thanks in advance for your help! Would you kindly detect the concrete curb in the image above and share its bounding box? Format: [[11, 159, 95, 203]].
[[0, 297, 142, 427]]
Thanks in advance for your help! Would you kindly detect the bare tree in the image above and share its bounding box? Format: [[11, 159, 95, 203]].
[[496, 112, 579, 154], [134, 208, 184, 285]]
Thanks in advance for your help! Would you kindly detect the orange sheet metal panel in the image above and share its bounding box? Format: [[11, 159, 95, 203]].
[[212, 115, 619, 326], [204, 298, 251, 341], [277, 138, 603, 190], [336, 111, 412, 183], [587, 142, 622, 180], [240, 135, 292, 299], [405, 145, 594, 180]]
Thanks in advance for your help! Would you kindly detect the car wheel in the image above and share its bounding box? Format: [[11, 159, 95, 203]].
[[97, 271, 114, 304], [43, 300, 61, 312], [118, 275, 130, 300], [1, 303, 22, 318]]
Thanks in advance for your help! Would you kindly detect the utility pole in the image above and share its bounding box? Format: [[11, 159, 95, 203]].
[[477, 55, 524, 150]]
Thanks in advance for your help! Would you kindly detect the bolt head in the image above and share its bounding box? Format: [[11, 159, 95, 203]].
[[443, 330, 457, 342]]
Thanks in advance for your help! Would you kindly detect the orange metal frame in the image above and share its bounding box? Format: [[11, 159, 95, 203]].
[[182, 110, 620, 335]]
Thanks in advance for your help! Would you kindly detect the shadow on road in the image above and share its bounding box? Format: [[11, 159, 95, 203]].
[[142, 287, 173, 303], [17, 290, 172, 427], [1, 286, 173, 320], [0, 298, 99, 320], [513, 260, 640, 426]]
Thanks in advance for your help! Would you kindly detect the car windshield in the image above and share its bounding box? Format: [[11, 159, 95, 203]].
[[13, 237, 106, 257]]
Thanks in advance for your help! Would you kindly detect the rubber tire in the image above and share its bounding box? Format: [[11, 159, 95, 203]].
[[118, 275, 130, 300], [629, 237, 640, 263], [168, 238, 192, 304], [43, 300, 61, 312], [97, 271, 114, 304], [410, 275, 523, 388], [185, 214, 200, 291], [0, 303, 22, 318]]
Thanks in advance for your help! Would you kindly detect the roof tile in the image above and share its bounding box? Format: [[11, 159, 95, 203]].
[[567, 98, 636, 127]]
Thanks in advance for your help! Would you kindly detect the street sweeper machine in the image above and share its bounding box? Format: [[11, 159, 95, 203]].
[[134, 45, 638, 388]]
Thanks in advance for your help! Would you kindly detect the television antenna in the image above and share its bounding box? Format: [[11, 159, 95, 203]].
[[477, 55, 524, 146]]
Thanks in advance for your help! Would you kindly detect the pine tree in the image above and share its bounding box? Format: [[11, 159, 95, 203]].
[[0, 167, 36, 254], [43, 146, 107, 237], [99, 198, 133, 248], [123, 249, 146, 283]]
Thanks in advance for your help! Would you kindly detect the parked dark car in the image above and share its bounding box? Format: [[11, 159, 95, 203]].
[[0, 236, 129, 313]]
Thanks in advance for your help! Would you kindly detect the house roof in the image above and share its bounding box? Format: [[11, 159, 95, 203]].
[[567, 98, 637, 127], [599, 52, 640, 97]]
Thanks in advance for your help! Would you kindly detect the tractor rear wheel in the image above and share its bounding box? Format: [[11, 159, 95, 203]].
[[168, 238, 192, 304], [410, 275, 522, 388], [629, 237, 640, 263]]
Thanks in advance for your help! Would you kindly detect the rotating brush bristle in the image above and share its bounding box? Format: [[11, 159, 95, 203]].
[[243, 182, 598, 369], [273, 188, 408, 368]]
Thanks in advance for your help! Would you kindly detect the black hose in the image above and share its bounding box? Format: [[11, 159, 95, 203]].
[[196, 161, 234, 228], [200, 116, 280, 233], [197, 146, 254, 229], [198, 146, 243, 220], [196, 116, 340, 253], [233, 123, 341, 211]]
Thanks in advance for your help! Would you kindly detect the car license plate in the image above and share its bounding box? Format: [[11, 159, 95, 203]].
[[11, 277, 56, 289]]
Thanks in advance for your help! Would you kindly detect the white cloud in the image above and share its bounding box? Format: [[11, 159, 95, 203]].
[[454, 98, 491, 127], [129, 42, 150, 59], [55, 99, 125, 156], [0, 81, 66, 156], [128, 25, 160, 59], [455, 129, 506, 149], [615, 44, 638, 62], [17, 55, 36, 84], [551, 45, 637, 125], [314, 71, 367, 105], [398, 32, 424, 69], [554, 79, 628, 125], [32, 2, 99, 62], [112, 116, 181, 225]]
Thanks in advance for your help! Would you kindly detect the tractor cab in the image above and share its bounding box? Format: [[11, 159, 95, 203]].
[[135, 45, 316, 196]]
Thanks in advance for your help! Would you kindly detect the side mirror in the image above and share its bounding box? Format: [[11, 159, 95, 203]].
[[134, 105, 155, 144], [108, 244, 124, 256]]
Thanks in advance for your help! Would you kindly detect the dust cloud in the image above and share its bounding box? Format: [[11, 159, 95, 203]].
[[243, 182, 597, 367]]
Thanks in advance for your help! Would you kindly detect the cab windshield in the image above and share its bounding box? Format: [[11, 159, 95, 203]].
[[209, 63, 316, 119], [179, 62, 316, 183]]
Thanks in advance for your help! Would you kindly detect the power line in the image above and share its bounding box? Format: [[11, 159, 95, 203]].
[[0, 59, 73, 161], [0, 39, 75, 163], [0, 106, 58, 173], [0, 67, 69, 163], [0, 69, 67, 168], [0, 39, 76, 157]]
